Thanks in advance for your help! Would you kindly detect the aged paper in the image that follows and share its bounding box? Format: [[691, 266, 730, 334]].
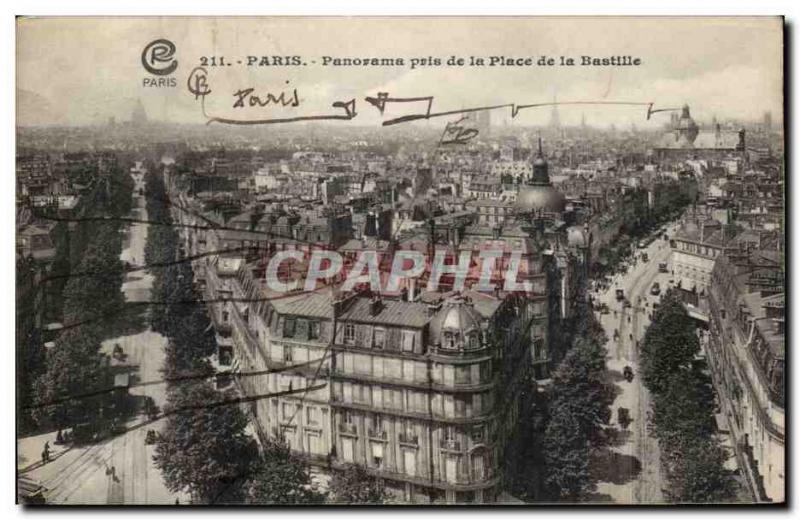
[[16, 17, 784, 505]]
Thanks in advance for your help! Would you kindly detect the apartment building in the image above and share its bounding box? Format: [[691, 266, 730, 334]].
[[707, 242, 784, 502]]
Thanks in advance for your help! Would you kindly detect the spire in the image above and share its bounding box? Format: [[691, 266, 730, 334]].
[[549, 92, 561, 129], [531, 134, 550, 185]]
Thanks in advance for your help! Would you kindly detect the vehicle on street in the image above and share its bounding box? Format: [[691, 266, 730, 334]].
[[618, 407, 631, 429], [623, 365, 634, 382], [650, 282, 661, 296], [658, 261, 668, 273], [616, 288, 625, 301], [145, 429, 157, 445], [642, 252, 649, 262]]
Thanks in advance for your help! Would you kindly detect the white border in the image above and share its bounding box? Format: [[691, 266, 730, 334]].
[[3, 2, 797, 519]]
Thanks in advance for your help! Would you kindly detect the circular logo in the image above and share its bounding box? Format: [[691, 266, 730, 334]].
[[141, 39, 178, 76]]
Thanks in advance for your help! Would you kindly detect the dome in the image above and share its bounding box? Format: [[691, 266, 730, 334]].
[[429, 295, 484, 351], [675, 104, 699, 145], [516, 184, 567, 213], [567, 226, 588, 247]]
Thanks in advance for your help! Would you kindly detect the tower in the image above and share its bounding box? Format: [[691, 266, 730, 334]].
[[549, 93, 561, 130], [131, 99, 148, 125]]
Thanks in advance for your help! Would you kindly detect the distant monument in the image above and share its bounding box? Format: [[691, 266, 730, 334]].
[[549, 93, 561, 130], [131, 99, 148, 125]]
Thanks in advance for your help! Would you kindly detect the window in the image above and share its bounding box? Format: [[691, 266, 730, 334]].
[[455, 396, 467, 417], [370, 442, 384, 468], [404, 450, 417, 477], [344, 323, 356, 344], [342, 437, 355, 463], [222, 311, 229, 323], [306, 406, 320, 426], [307, 432, 321, 455], [282, 402, 293, 421], [309, 320, 320, 340], [402, 330, 415, 352], [373, 328, 386, 349], [480, 361, 491, 382], [455, 365, 471, 384], [284, 346, 293, 363], [296, 318, 309, 339], [283, 318, 296, 338], [469, 333, 480, 350], [443, 332, 457, 350], [354, 384, 370, 404]]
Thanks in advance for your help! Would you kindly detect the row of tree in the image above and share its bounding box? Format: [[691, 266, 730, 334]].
[[594, 179, 694, 278], [144, 166, 387, 504], [542, 300, 615, 499], [30, 168, 134, 431], [641, 290, 736, 503]]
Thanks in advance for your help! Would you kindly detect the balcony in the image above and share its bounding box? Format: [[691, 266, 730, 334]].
[[367, 428, 387, 441], [339, 422, 357, 436], [399, 433, 419, 447], [440, 439, 463, 452]]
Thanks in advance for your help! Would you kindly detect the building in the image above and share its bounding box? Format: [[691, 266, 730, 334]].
[[217, 263, 537, 503], [707, 240, 784, 502]]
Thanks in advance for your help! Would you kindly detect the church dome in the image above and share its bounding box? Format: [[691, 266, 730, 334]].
[[567, 226, 588, 247], [675, 104, 699, 146], [516, 185, 567, 213], [429, 295, 484, 352], [516, 135, 566, 214]]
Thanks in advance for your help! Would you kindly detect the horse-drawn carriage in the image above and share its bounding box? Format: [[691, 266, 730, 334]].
[[623, 365, 634, 382], [618, 407, 632, 429]]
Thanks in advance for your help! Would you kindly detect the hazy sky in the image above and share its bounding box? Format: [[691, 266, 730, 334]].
[[16, 17, 784, 129]]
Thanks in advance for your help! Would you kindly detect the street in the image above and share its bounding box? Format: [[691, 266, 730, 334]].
[[590, 223, 680, 504], [18, 164, 188, 504]]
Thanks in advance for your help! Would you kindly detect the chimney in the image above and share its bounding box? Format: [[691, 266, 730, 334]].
[[365, 211, 378, 237], [370, 295, 383, 316], [426, 298, 442, 317]]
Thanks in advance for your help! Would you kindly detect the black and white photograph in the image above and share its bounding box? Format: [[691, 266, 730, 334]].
[[13, 15, 786, 506]]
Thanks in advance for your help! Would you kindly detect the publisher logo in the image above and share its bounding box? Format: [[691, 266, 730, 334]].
[[141, 39, 178, 76]]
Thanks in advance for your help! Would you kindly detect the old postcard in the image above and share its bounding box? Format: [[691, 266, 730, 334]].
[[15, 16, 785, 505]]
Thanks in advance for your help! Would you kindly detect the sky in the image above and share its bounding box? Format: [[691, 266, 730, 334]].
[[16, 16, 784, 129]]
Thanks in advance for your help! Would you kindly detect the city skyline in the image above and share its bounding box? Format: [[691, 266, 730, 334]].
[[17, 17, 783, 128]]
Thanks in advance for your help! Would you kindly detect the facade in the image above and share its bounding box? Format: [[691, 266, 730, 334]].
[[216, 262, 537, 502], [670, 216, 730, 297], [707, 241, 784, 502]]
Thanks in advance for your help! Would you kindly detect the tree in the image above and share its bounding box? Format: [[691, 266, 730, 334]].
[[666, 440, 735, 503], [153, 382, 258, 503], [549, 338, 615, 443], [245, 440, 327, 504], [543, 337, 614, 499], [31, 326, 108, 428], [641, 291, 699, 394], [328, 464, 388, 504], [543, 407, 592, 499], [651, 370, 714, 459]]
